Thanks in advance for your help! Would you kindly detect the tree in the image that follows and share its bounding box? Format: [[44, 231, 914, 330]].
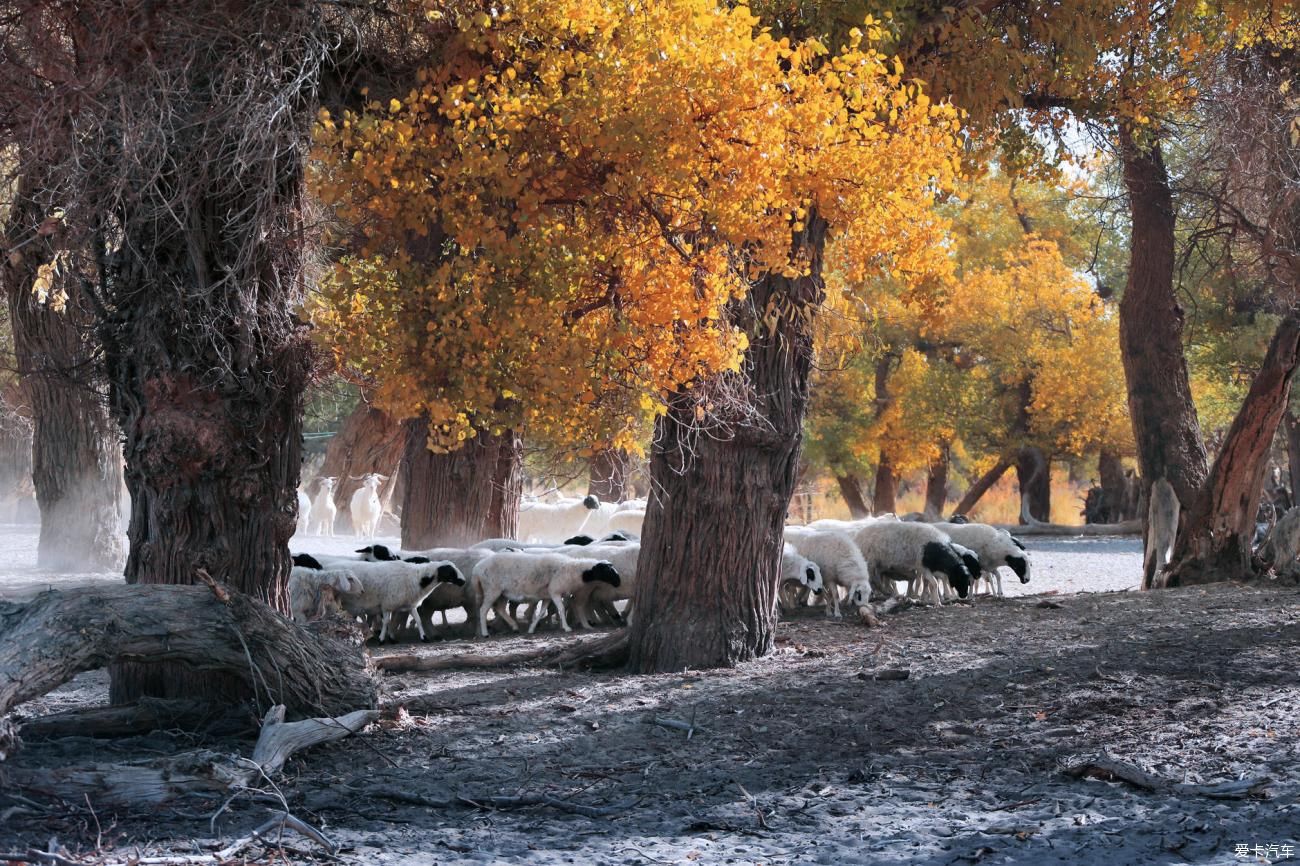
[[2, 170, 123, 570], [312, 2, 960, 670], [0, 2, 327, 702]]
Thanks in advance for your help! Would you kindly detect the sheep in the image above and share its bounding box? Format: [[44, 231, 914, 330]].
[[358, 544, 490, 632], [849, 520, 972, 605], [336, 559, 467, 643], [349, 473, 387, 539], [615, 498, 646, 512], [473, 552, 621, 636], [1145, 477, 1180, 588], [516, 494, 602, 543], [308, 476, 338, 537], [288, 566, 363, 623], [580, 500, 620, 538], [295, 489, 311, 536], [605, 508, 645, 537], [781, 541, 826, 600], [782, 527, 872, 617], [933, 522, 1030, 598]]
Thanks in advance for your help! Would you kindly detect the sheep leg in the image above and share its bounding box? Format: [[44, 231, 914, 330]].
[[477, 595, 496, 638], [412, 608, 428, 642], [552, 593, 571, 633], [827, 584, 841, 618], [994, 570, 1004, 598], [378, 611, 393, 643], [526, 600, 548, 634]]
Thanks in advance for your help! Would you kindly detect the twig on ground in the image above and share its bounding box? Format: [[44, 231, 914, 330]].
[[1063, 755, 1271, 800], [651, 713, 700, 739]]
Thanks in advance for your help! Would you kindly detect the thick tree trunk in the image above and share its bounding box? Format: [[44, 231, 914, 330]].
[[1095, 449, 1133, 523], [835, 472, 871, 519], [1117, 132, 1210, 509], [627, 219, 824, 673], [587, 448, 630, 501], [952, 455, 1013, 518], [400, 416, 521, 548], [1016, 445, 1051, 524], [924, 446, 950, 519], [319, 402, 405, 534], [1165, 315, 1300, 585], [1, 170, 124, 571], [874, 457, 898, 515]]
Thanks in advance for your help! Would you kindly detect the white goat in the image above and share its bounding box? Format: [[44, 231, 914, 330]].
[[349, 473, 387, 539], [308, 476, 339, 537], [473, 552, 621, 636], [783, 527, 871, 617]]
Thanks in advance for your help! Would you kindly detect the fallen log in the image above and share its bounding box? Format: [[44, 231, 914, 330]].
[[374, 630, 630, 673], [1, 704, 378, 808], [0, 584, 380, 761], [18, 698, 250, 741]]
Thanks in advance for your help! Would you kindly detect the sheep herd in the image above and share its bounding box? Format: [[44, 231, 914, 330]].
[[287, 492, 1033, 645]]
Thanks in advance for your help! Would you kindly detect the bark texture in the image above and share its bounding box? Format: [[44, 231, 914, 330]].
[[627, 218, 824, 673], [1117, 133, 1210, 508], [2, 169, 123, 570], [319, 402, 405, 533], [1016, 445, 1052, 524], [835, 473, 871, 519], [1286, 409, 1300, 504], [587, 448, 630, 502], [872, 352, 899, 514], [924, 446, 950, 519], [400, 416, 522, 548], [1166, 315, 1300, 585]]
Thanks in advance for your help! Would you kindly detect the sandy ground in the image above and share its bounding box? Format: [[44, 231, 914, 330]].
[[7, 527, 1297, 865]]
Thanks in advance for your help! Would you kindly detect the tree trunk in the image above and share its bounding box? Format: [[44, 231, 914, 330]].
[[1016, 445, 1051, 524], [1117, 132, 1210, 508], [1, 169, 124, 571], [400, 416, 522, 548], [0, 390, 33, 518], [952, 455, 1013, 517], [587, 448, 630, 502], [835, 472, 871, 519], [1165, 315, 1300, 585], [626, 218, 824, 673], [1285, 408, 1300, 504], [874, 457, 898, 515], [924, 446, 950, 519], [1096, 449, 1128, 523], [319, 401, 405, 534]]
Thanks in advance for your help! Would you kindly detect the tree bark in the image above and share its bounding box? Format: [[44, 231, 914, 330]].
[[1094, 449, 1132, 523], [1, 168, 124, 571], [319, 401, 405, 534], [1016, 445, 1052, 524], [400, 416, 522, 548], [587, 448, 630, 501], [1165, 315, 1300, 585], [924, 446, 950, 519], [835, 472, 871, 519], [1117, 132, 1210, 508], [626, 218, 824, 673], [0, 584, 379, 744], [874, 457, 898, 515], [951, 455, 1013, 517]]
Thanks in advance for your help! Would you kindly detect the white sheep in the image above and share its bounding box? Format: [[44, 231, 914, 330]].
[[552, 541, 642, 628], [349, 473, 387, 539], [357, 544, 490, 632], [933, 522, 1030, 598], [308, 476, 339, 537], [605, 508, 646, 537], [615, 498, 647, 512], [782, 527, 871, 617], [287, 566, 363, 623], [337, 559, 467, 643], [849, 520, 972, 606], [473, 552, 621, 636], [295, 489, 311, 536], [516, 494, 603, 543]]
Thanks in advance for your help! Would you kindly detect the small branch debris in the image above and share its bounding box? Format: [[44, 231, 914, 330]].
[[1063, 755, 1271, 800]]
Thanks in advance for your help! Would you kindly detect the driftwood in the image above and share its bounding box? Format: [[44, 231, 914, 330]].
[[1064, 755, 1271, 800], [1, 704, 378, 808], [0, 584, 379, 740]]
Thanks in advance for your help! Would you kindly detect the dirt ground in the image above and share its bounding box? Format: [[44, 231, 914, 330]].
[[4, 562, 1299, 865]]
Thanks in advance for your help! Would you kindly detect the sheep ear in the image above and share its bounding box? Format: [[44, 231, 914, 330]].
[[437, 563, 464, 585], [355, 546, 373, 554]]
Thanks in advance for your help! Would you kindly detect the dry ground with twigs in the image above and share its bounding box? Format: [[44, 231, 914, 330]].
[[3, 565, 1299, 866]]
